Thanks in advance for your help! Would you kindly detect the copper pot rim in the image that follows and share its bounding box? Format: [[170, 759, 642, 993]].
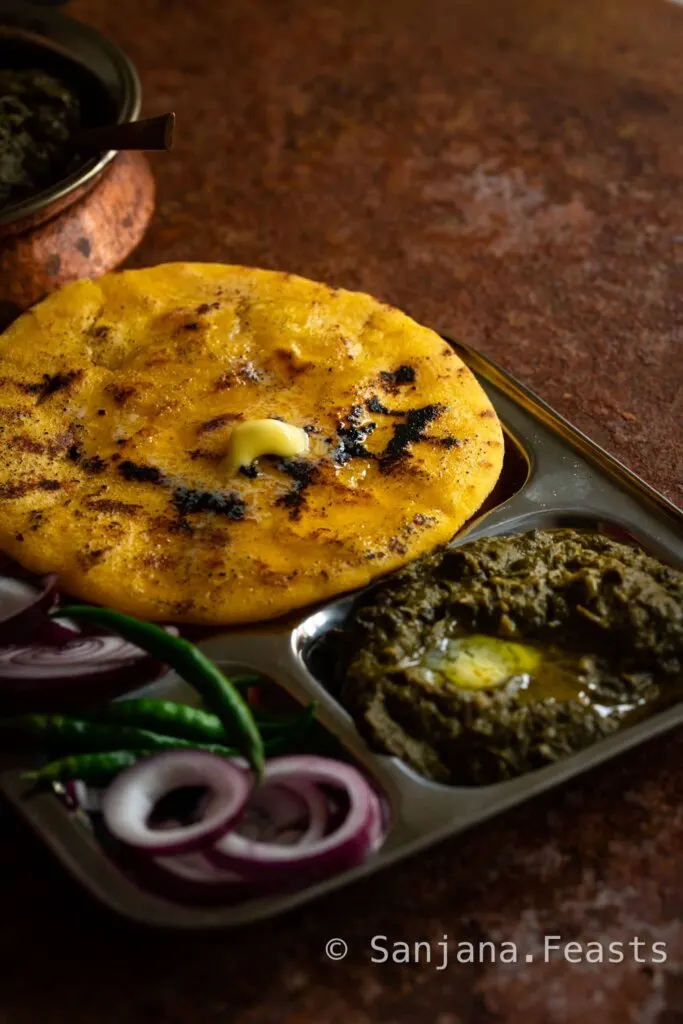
[[0, 1, 141, 235]]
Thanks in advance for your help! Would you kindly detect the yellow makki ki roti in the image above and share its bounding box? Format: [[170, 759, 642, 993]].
[[0, 264, 503, 624]]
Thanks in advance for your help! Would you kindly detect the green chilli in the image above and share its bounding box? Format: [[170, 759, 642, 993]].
[[51, 606, 265, 778], [0, 714, 238, 757], [22, 750, 143, 786]]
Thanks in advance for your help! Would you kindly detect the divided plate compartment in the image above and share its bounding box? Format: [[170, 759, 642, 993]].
[[1, 338, 682, 928]]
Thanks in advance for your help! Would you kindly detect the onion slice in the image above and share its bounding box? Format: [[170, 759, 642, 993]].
[[0, 629, 175, 702], [102, 751, 252, 855], [208, 755, 381, 881], [154, 852, 246, 886], [0, 573, 59, 645], [64, 779, 103, 814], [131, 851, 256, 906], [236, 780, 329, 846]]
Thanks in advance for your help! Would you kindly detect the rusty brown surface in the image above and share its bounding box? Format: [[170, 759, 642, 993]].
[[0, 153, 154, 315], [1, 0, 683, 1021]]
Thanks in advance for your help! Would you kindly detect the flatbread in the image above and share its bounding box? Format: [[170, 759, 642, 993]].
[[0, 264, 504, 624]]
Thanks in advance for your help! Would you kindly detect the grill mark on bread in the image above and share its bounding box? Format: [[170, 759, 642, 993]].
[[197, 412, 242, 435], [0, 479, 61, 499], [333, 401, 448, 470], [7, 432, 74, 463], [3, 372, 81, 402], [275, 458, 320, 520], [379, 365, 416, 393], [86, 499, 143, 514], [105, 384, 137, 406], [66, 445, 106, 474], [424, 436, 461, 448], [148, 514, 194, 537], [188, 447, 223, 462], [82, 455, 106, 474], [76, 547, 108, 571], [0, 406, 28, 423], [172, 487, 246, 520], [8, 436, 47, 454], [213, 362, 262, 390], [331, 419, 377, 465], [118, 461, 164, 484], [274, 348, 315, 375], [367, 395, 402, 416], [378, 405, 446, 472], [36, 371, 83, 404]]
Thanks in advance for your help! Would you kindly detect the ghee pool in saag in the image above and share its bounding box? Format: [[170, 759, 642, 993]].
[[332, 529, 683, 785]]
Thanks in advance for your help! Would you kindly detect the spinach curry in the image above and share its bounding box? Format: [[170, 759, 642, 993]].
[[337, 529, 683, 785], [0, 68, 82, 209]]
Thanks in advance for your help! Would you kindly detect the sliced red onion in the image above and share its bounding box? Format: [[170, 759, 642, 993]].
[[0, 635, 147, 678], [0, 630, 174, 702], [0, 573, 59, 645], [367, 789, 386, 853], [154, 852, 246, 886], [127, 849, 258, 906], [64, 779, 104, 814], [236, 781, 328, 846], [102, 751, 252, 855], [39, 615, 82, 647], [208, 756, 382, 881]]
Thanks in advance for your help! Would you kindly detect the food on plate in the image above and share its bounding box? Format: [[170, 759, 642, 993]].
[[1, 587, 328, 780], [0, 570, 183, 702], [222, 418, 309, 476], [0, 264, 503, 624], [94, 751, 387, 903], [52, 604, 266, 774], [102, 751, 252, 854], [11, 698, 320, 785], [1, 593, 388, 905], [336, 528, 683, 785], [1, 593, 265, 773]]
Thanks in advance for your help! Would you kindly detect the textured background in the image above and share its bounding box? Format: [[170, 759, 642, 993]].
[[1, 0, 682, 1021]]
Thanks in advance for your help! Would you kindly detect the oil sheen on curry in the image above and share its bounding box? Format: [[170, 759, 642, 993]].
[[0, 264, 503, 624], [336, 529, 683, 785]]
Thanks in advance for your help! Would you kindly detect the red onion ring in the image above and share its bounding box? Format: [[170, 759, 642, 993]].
[[153, 852, 246, 886], [367, 789, 385, 853], [102, 751, 252, 855], [235, 781, 328, 846], [207, 755, 379, 881], [64, 779, 103, 814], [0, 573, 59, 645], [0, 635, 153, 679], [0, 627, 177, 704], [128, 850, 258, 906]]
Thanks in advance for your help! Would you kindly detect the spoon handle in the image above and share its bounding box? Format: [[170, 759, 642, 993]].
[[73, 113, 175, 153]]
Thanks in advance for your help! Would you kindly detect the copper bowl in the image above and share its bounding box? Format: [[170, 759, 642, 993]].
[[0, 1, 155, 320]]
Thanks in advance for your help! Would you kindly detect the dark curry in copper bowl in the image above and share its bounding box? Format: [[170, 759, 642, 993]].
[[0, 1, 138, 233], [0, 2, 155, 318]]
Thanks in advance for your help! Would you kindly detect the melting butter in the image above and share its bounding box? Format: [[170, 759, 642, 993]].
[[430, 635, 541, 690], [223, 418, 309, 476], [425, 634, 589, 703]]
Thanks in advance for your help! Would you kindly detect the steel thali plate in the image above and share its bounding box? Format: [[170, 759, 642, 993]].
[[1, 338, 681, 929]]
